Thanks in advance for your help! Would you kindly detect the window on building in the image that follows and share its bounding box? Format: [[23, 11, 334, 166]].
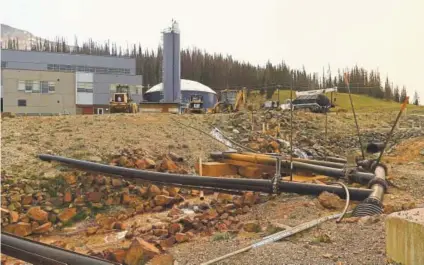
[[18, 81, 26, 91], [32, 81, 40, 93], [1, 61, 6, 68], [18, 100, 26, 107], [77, 82, 93, 93], [25, 81, 33, 92], [48, 82, 55, 93], [40, 81, 49, 93]]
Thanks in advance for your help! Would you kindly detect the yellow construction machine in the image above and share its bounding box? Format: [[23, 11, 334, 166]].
[[109, 85, 139, 113], [185, 94, 205, 114], [208, 88, 247, 113]]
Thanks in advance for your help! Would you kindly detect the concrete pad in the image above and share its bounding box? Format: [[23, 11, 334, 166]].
[[385, 207, 424, 265]]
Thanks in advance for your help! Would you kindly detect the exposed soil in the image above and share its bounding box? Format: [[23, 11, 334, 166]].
[[1, 112, 423, 265]]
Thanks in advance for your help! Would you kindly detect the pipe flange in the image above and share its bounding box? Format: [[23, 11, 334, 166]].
[[370, 161, 388, 175], [367, 178, 389, 192]]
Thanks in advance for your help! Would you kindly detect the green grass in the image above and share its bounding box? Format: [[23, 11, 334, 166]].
[[250, 89, 424, 113]]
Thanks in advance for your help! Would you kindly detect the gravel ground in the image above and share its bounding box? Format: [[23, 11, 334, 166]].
[[170, 195, 386, 265]]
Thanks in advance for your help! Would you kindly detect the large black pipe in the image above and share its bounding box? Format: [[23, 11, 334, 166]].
[[1, 232, 117, 265], [38, 154, 372, 201], [210, 152, 375, 184], [366, 142, 385, 154]]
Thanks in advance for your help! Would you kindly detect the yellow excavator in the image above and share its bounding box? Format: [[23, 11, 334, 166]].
[[208, 88, 247, 113], [109, 85, 139, 113]]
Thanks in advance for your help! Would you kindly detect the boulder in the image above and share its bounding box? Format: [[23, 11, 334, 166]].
[[159, 236, 176, 249], [21, 195, 33, 205], [33, 222, 52, 234], [168, 223, 183, 235], [57, 208, 77, 223], [154, 195, 174, 206], [63, 190, 72, 203], [318, 191, 345, 210], [242, 192, 257, 206], [175, 232, 189, 243], [124, 238, 160, 265], [27, 207, 48, 222], [9, 211, 19, 223], [149, 185, 162, 197], [148, 254, 175, 265], [112, 178, 123, 187], [87, 192, 103, 203], [63, 174, 77, 185]]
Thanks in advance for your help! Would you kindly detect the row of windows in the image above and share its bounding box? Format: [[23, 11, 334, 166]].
[[109, 85, 143, 95], [18, 80, 56, 94], [77, 82, 93, 93], [47, 64, 131, 75]]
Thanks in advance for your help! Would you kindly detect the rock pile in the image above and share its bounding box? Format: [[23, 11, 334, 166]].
[[210, 110, 424, 158]]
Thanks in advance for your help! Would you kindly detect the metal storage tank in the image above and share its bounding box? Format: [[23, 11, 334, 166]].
[[144, 79, 218, 109], [162, 20, 181, 103]]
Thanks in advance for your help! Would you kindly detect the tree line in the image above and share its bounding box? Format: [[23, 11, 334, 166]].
[[3, 37, 420, 105]]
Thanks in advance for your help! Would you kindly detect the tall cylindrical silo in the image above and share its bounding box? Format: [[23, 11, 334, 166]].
[[162, 20, 181, 103]]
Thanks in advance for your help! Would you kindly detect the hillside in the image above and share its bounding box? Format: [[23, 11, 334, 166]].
[[269, 90, 423, 113]]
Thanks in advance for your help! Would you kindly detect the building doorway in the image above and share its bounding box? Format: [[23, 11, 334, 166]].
[[97, 108, 104, 115]]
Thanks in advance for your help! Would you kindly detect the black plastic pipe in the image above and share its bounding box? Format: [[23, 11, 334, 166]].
[[1, 232, 116, 265], [366, 142, 385, 154], [210, 152, 375, 184], [38, 154, 372, 201]]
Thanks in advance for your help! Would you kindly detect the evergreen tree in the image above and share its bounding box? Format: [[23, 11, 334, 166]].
[[413, 91, 419, 105], [393, 86, 400, 102], [384, 76, 392, 100], [400, 86, 408, 103]]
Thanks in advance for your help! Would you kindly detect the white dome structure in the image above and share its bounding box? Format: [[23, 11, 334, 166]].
[[144, 79, 218, 108]]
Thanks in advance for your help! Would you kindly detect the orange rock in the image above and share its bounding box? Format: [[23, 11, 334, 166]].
[[242, 192, 258, 206], [9, 211, 19, 223], [110, 249, 127, 263], [175, 232, 189, 243], [217, 193, 233, 203], [124, 238, 160, 265], [269, 141, 280, 151], [33, 222, 52, 234], [148, 254, 175, 265], [154, 195, 174, 206], [57, 208, 77, 223], [14, 222, 32, 237], [202, 209, 218, 220], [168, 206, 183, 217], [158, 157, 179, 172], [167, 187, 180, 197], [21, 195, 33, 205], [159, 236, 176, 249], [318, 191, 344, 210], [87, 192, 103, 203], [144, 158, 156, 169], [168, 223, 183, 234], [27, 207, 48, 222], [63, 191, 73, 203], [63, 174, 77, 185], [31, 221, 40, 230], [153, 229, 169, 237], [136, 187, 148, 197], [86, 226, 99, 235], [135, 159, 147, 169], [113, 222, 127, 230], [112, 178, 123, 187], [149, 185, 162, 197], [122, 193, 134, 205], [232, 196, 244, 207]]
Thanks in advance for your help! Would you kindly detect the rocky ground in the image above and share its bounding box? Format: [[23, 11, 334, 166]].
[[1, 111, 424, 265]]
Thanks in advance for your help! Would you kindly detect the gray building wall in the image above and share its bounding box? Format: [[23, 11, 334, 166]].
[[93, 74, 143, 105], [1, 49, 137, 75]]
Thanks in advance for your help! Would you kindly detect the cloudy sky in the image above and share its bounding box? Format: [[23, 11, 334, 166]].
[[1, 0, 423, 102]]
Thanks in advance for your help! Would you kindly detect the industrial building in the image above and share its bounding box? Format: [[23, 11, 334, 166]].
[[0, 49, 142, 115], [144, 79, 217, 109]]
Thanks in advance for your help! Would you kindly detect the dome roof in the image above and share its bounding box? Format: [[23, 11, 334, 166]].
[[145, 79, 216, 94]]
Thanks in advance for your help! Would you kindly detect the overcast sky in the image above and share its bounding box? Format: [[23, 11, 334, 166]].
[[1, 0, 423, 103]]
